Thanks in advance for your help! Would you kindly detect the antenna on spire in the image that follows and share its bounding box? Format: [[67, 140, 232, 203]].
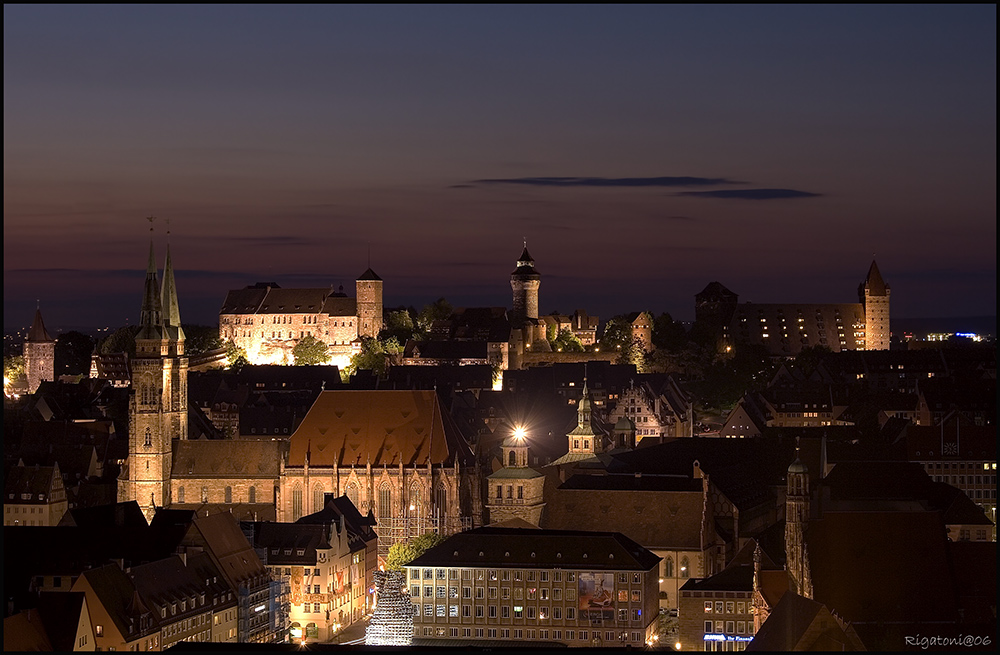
[[36, 299, 40, 310], [367, 242, 371, 268], [523, 237, 527, 248], [146, 215, 157, 233], [165, 217, 171, 241]]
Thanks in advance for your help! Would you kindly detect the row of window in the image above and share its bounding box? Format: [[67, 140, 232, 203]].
[[412, 569, 644, 584], [704, 620, 750, 635], [704, 601, 748, 615], [417, 603, 643, 623], [420, 627, 646, 642], [412, 584, 641, 603]]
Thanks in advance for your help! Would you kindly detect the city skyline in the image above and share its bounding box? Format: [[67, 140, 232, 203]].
[[4, 5, 996, 330]]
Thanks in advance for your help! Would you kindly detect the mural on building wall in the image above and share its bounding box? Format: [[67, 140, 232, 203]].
[[579, 572, 615, 621]]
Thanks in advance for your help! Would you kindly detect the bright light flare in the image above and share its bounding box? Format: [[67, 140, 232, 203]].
[[513, 426, 527, 441]]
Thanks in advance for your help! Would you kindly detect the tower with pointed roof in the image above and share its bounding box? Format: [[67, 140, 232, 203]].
[[122, 231, 188, 520], [784, 441, 812, 598], [24, 307, 56, 393], [510, 244, 540, 326], [486, 426, 546, 526], [859, 260, 890, 350], [356, 267, 383, 339]]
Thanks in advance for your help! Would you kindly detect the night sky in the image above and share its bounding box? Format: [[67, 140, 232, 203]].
[[4, 5, 996, 331]]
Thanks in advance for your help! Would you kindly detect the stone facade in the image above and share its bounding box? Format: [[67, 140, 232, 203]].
[[120, 241, 188, 522], [486, 433, 546, 526], [859, 260, 890, 351], [219, 270, 383, 369]]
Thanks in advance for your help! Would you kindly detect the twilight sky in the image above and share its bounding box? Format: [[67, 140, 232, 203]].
[[4, 5, 996, 331]]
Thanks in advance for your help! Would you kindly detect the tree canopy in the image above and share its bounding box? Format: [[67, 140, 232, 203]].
[[385, 532, 447, 570], [346, 335, 401, 378], [417, 298, 453, 332], [223, 339, 249, 370], [183, 324, 224, 356], [551, 329, 584, 353], [55, 331, 95, 376], [292, 335, 330, 366]]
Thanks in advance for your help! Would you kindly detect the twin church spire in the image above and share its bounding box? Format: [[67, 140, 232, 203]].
[[138, 225, 184, 343]]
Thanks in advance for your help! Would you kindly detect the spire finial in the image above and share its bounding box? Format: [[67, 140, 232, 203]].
[[367, 242, 371, 268], [146, 215, 156, 233], [165, 217, 171, 241]]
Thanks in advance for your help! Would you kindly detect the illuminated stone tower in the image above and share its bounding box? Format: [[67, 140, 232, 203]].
[[356, 268, 383, 339], [784, 442, 812, 598], [510, 244, 540, 325], [859, 260, 890, 350], [123, 235, 187, 521], [486, 427, 546, 526], [24, 307, 56, 393]]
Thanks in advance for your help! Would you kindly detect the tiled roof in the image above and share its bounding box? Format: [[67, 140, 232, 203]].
[[27, 308, 55, 342], [542, 477, 704, 550], [79, 563, 155, 640], [287, 390, 474, 468], [862, 260, 888, 296], [4, 464, 59, 504], [357, 268, 382, 281], [171, 439, 283, 478], [35, 591, 89, 652], [409, 527, 660, 571]]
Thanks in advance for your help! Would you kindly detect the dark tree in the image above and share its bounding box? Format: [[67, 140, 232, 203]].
[[417, 298, 453, 331], [99, 325, 139, 357], [182, 324, 223, 356], [652, 312, 688, 352], [55, 331, 95, 376]]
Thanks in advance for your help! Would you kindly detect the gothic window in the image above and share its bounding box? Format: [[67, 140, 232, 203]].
[[517, 486, 523, 499], [378, 484, 392, 519], [292, 486, 303, 520], [664, 557, 673, 578], [178, 486, 185, 503], [346, 483, 359, 508], [248, 486, 256, 504], [313, 485, 325, 513], [680, 557, 690, 579], [435, 485, 447, 516], [509, 451, 517, 467], [225, 486, 232, 504], [409, 482, 422, 516]]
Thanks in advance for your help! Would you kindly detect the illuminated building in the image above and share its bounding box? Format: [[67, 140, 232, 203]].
[[365, 569, 413, 645], [485, 426, 546, 526], [696, 260, 891, 356], [218, 268, 383, 369], [404, 527, 660, 647]]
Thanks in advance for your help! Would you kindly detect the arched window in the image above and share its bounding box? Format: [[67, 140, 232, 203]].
[[144, 427, 152, 448], [435, 484, 447, 516], [409, 482, 422, 516], [346, 483, 359, 508], [313, 485, 325, 514], [225, 486, 232, 504], [178, 486, 185, 503], [664, 557, 673, 578], [248, 486, 256, 504], [378, 484, 392, 519], [292, 486, 303, 520], [508, 451, 517, 467], [680, 557, 690, 579]]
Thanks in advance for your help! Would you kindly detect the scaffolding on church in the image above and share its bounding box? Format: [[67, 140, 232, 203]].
[[376, 514, 473, 560]]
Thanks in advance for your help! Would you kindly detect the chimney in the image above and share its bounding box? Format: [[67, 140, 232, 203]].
[[693, 460, 702, 479]]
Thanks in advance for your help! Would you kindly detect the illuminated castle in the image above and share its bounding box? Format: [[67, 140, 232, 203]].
[[219, 269, 383, 368]]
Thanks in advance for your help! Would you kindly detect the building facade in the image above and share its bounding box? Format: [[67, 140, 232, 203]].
[[278, 389, 481, 560], [697, 260, 891, 356], [219, 270, 383, 369], [405, 527, 661, 647]]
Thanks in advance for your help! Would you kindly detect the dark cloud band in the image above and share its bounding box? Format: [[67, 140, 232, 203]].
[[470, 176, 737, 187], [676, 188, 821, 200]]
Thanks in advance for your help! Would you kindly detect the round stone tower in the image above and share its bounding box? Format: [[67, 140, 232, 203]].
[[24, 307, 56, 393], [510, 245, 540, 325]]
